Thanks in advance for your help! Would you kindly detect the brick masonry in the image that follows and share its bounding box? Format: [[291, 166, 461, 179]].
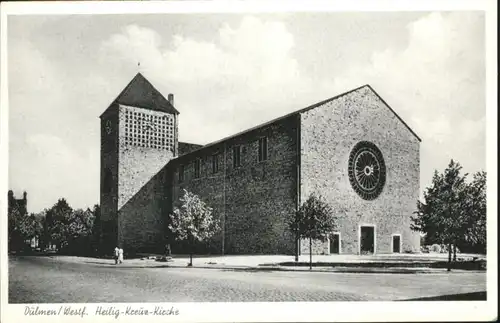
[[100, 103, 178, 253], [300, 86, 421, 254], [300, 237, 330, 255], [100, 106, 119, 249], [100, 106, 119, 223], [100, 75, 421, 256], [169, 116, 298, 255], [116, 105, 177, 253]]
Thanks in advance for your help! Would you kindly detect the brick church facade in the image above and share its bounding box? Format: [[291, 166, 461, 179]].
[[100, 73, 421, 255]]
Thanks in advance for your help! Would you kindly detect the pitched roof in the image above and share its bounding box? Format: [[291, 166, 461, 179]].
[[101, 73, 179, 117], [178, 142, 204, 156], [173, 84, 421, 161], [292, 84, 421, 142]]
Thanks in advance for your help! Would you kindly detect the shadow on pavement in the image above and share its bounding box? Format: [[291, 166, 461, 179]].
[[8, 253, 57, 257], [115, 265, 174, 269], [84, 261, 118, 266], [402, 291, 487, 301]]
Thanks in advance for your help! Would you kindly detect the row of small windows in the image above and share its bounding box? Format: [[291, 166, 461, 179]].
[[124, 110, 174, 124], [179, 137, 268, 182], [124, 127, 173, 138], [125, 129, 173, 136], [124, 118, 174, 137], [125, 121, 174, 132], [179, 155, 218, 183], [123, 112, 174, 150], [125, 123, 174, 131], [124, 131, 174, 149], [125, 117, 173, 126], [124, 138, 174, 150]]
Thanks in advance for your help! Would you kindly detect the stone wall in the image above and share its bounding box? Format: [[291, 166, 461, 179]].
[[170, 115, 299, 255], [100, 106, 119, 223], [300, 237, 329, 255], [168, 143, 225, 254], [118, 166, 169, 254], [101, 84, 421, 256], [300, 86, 421, 255], [116, 104, 176, 253], [100, 106, 120, 250]]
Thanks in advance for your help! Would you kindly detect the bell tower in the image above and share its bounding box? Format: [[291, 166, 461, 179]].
[[100, 73, 179, 253]]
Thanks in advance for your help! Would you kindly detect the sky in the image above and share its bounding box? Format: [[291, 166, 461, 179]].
[[7, 11, 486, 213]]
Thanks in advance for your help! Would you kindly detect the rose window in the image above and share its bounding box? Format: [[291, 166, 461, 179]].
[[348, 141, 386, 200]]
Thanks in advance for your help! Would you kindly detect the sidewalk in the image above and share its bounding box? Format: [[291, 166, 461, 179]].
[[48, 253, 486, 274]]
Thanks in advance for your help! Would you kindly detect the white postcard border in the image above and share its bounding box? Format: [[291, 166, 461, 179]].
[[0, 1, 497, 322]]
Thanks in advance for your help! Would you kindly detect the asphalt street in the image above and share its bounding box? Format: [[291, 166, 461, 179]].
[[9, 256, 486, 303]]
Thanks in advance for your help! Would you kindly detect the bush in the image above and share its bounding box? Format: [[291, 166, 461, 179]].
[[426, 244, 462, 255], [430, 244, 442, 253], [437, 244, 449, 253]]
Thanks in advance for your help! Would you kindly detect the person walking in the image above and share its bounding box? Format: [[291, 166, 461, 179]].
[[118, 247, 124, 264], [114, 246, 119, 265]]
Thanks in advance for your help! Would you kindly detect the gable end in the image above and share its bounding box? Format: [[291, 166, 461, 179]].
[[365, 85, 421, 142]]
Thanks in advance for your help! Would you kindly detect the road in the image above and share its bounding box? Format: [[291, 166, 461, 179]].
[[9, 256, 486, 303]]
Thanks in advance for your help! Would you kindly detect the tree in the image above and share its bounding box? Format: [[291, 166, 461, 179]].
[[9, 197, 101, 256], [61, 208, 95, 255], [411, 160, 486, 271], [45, 198, 74, 250], [32, 212, 45, 243], [168, 189, 220, 267], [460, 171, 486, 254], [90, 204, 102, 256], [43, 198, 98, 255], [8, 208, 37, 251], [289, 193, 337, 270]]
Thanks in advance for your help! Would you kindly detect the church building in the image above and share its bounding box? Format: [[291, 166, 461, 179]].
[[100, 73, 421, 255]]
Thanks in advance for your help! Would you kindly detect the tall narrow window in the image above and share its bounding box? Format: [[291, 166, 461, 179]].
[[212, 154, 219, 174], [194, 159, 201, 178], [258, 137, 268, 162], [103, 169, 113, 194], [179, 165, 184, 183], [233, 146, 241, 168]]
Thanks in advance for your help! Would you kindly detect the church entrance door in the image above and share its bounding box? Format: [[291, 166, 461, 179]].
[[329, 233, 340, 254], [392, 235, 401, 253], [360, 226, 375, 254]]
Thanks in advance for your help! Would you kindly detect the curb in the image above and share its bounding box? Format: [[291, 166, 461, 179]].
[[32, 256, 486, 274], [118, 262, 482, 274], [212, 266, 481, 274]]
